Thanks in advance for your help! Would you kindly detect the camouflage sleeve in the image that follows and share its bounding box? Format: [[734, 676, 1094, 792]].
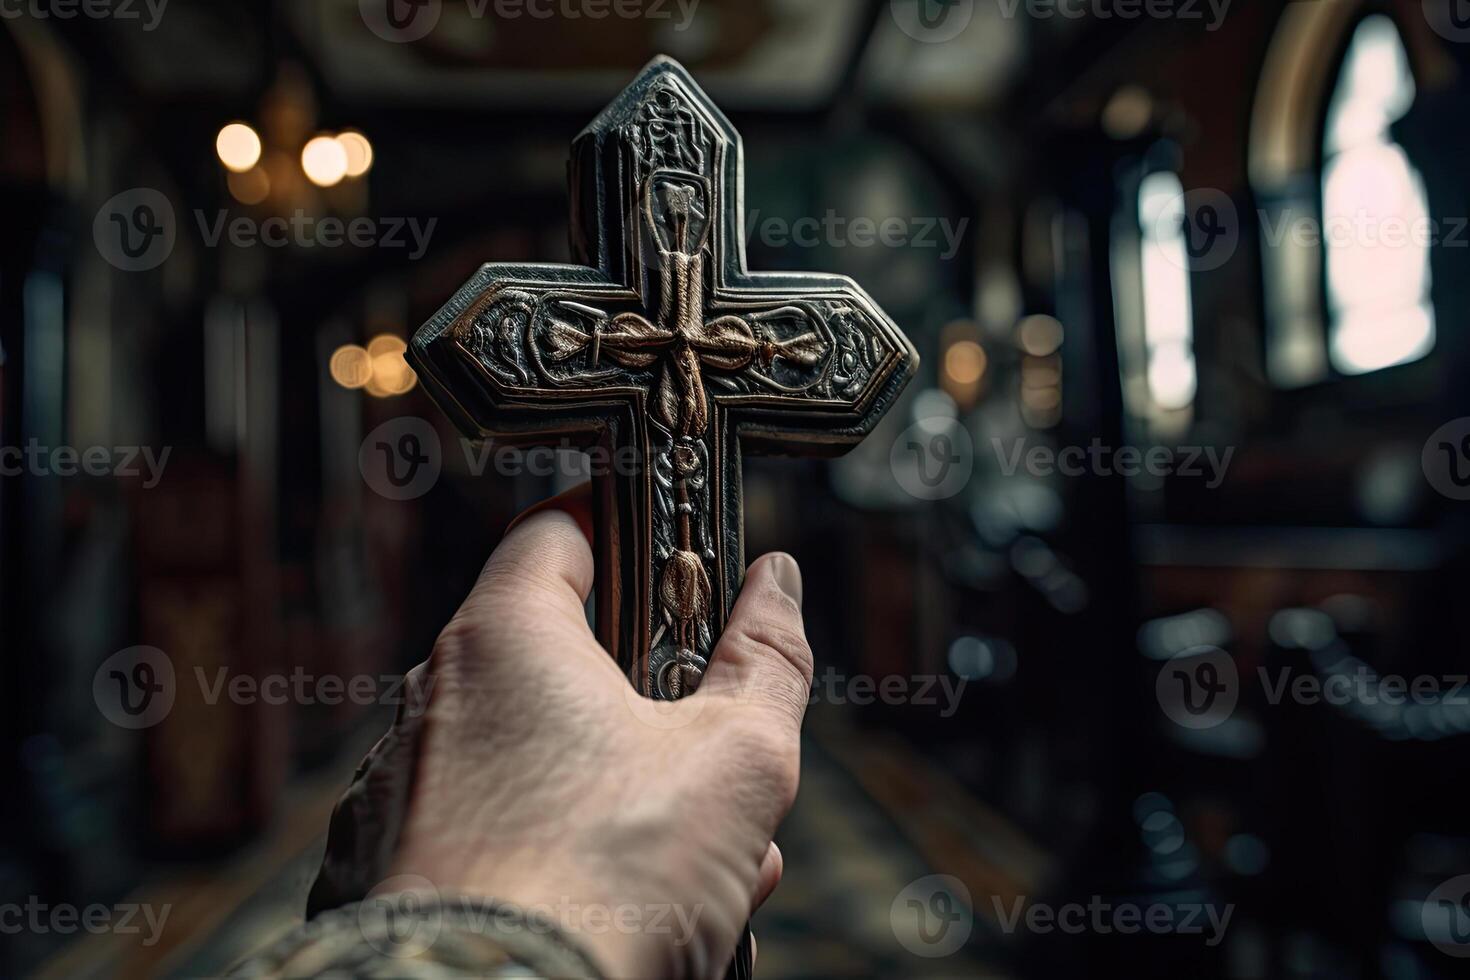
[[232, 893, 602, 978]]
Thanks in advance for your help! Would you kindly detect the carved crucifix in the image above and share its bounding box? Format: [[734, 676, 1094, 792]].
[[410, 57, 917, 701]]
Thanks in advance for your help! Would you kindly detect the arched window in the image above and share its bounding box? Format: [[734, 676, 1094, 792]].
[[1320, 15, 1434, 375], [1110, 163, 1197, 436], [1251, 6, 1440, 386], [1136, 171, 1197, 412]]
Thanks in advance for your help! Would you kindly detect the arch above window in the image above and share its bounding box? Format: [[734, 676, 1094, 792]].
[[1250, 1, 1362, 190]]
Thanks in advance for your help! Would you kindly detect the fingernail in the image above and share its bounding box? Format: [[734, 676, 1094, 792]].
[[504, 482, 593, 539], [769, 553, 803, 608]]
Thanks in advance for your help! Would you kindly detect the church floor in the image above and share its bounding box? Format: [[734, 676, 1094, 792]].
[[32, 708, 1018, 979]]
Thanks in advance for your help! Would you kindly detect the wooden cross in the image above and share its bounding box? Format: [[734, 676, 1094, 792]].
[[410, 56, 917, 702]]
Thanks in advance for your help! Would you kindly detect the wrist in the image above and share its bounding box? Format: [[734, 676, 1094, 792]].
[[448, 874, 697, 979], [237, 892, 603, 978], [394, 816, 729, 978]]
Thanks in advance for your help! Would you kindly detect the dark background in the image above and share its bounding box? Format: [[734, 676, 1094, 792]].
[[4, 0, 1470, 977]]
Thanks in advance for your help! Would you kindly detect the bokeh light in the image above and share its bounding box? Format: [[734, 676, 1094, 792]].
[[301, 135, 349, 187], [226, 166, 271, 205], [1018, 314, 1064, 357], [364, 334, 417, 397], [336, 131, 374, 177], [215, 122, 262, 173], [329, 345, 373, 389], [943, 340, 988, 388]]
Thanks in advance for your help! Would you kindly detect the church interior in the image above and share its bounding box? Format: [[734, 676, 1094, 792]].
[[5, 0, 1470, 976]]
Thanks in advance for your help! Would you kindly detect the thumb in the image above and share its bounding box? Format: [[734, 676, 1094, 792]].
[[435, 483, 608, 687], [701, 553, 813, 733], [462, 483, 595, 623]]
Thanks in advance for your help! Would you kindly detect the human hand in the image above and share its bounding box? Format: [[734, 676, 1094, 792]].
[[315, 484, 814, 979]]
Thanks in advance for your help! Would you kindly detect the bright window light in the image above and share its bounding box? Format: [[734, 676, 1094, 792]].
[[1138, 171, 1197, 410], [1322, 16, 1434, 375]]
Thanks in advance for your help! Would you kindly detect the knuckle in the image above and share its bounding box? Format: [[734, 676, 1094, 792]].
[[430, 615, 476, 669], [739, 618, 815, 688], [758, 580, 802, 618], [427, 610, 501, 683]]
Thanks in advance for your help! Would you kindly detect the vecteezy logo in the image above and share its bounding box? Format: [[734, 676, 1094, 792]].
[[1155, 646, 1238, 730], [913, 891, 960, 943], [360, 0, 442, 43], [913, 433, 960, 486], [1422, 418, 1470, 501], [892, 875, 973, 958], [93, 189, 176, 272], [359, 875, 444, 958], [93, 646, 175, 729], [1439, 438, 1470, 487], [1425, 875, 1470, 957], [1176, 662, 1225, 714], [890, 0, 975, 43], [1447, 895, 1470, 945], [1183, 207, 1225, 259], [1153, 187, 1239, 273], [891, 416, 974, 500], [1424, 0, 1470, 43], [359, 417, 443, 501]]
